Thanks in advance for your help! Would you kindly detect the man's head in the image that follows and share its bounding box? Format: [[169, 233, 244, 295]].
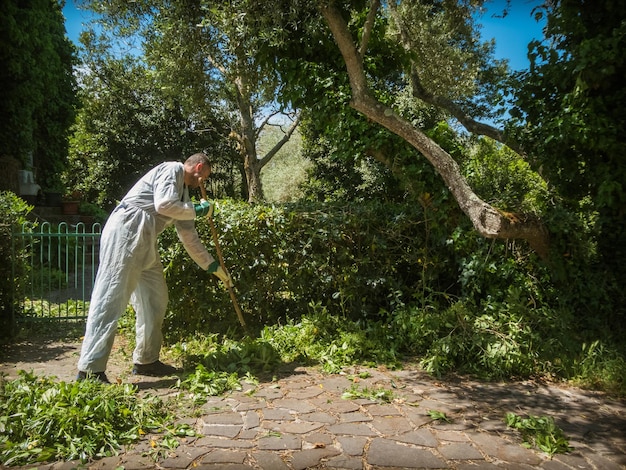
[[184, 153, 211, 188]]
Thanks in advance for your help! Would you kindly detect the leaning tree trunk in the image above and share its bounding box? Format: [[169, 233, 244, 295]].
[[320, 3, 549, 258]]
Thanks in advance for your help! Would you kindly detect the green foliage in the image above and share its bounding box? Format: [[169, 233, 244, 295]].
[[0, 0, 77, 187], [341, 384, 395, 403], [0, 192, 32, 339], [428, 410, 451, 423], [570, 341, 626, 396], [161, 199, 449, 338], [176, 364, 241, 404], [68, 54, 236, 210], [172, 334, 281, 376], [505, 412, 572, 456], [513, 0, 626, 333], [260, 305, 401, 373], [157, 199, 625, 392], [462, 137, 548, 215], [0, 371, 170, 466]]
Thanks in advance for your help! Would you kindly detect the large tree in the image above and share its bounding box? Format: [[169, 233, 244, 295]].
[[68, 34, 235, 208], [260, 0, 551, 255], [0, 0, 78, 191], [79, 0, 301, 202]]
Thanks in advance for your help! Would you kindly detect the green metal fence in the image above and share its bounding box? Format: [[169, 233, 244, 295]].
[[12, 221, 101, 321]]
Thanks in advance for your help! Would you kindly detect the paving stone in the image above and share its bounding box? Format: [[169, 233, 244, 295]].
[[428, 390, 463, 402], [539, 459, 577, 470], [235, 399, 265, 411], [402, 406, 437, 428], [252, 451, 291, 470], [337, 436, 368, 456], [371, 415, 414, 435], [318, 376, 354, 392], [118, 454, 158, 470], [257, 434, 302, 450], [193, 464, 251, 470], [300, 410, 337, 424], [479, 418, 508, 432], [395, 429, 439, 447], [263, 408, 295, 420], [326, 455, 364, 469], [366, 403, 402, 416], [200, 411, 243, 425], [238, 429, 259, 440], [254, 387, 284, 399], [200, 424, 243, 438], [272, 397, 317, 413], [286, 386, 325, 399], [438, 442, 484, 460], [279, 379, 311, 391], [193, 436, 255, 449], [367, 437, 448, 468], [278, 421, 324, 434], [305, 431, 335, 446], [289, 446, 342, 470], [339, 411, 372, 423], [455, 463, 501, 469], [51, 461, 97, 470], [470, 432, 542, 466], [585, 453, 626, 470], [200, 450, 246, 464], [434, 429, 470, 442], [88, 456, 123, 468], [311, 396, 360, 413], [327, 422, 378, 436], [201, 398, 230, 412], [243, 410, 260, 429], [153, 454, 194, 469], [551, 452, 593, 469]]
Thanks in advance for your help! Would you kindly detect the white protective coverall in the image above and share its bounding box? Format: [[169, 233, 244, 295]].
[[77, 161, 215, 373]]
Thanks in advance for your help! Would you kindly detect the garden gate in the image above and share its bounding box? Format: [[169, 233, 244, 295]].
[[12, 222, 101, 322]]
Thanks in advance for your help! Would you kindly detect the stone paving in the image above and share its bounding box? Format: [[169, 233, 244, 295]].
[[5, 361, 625, 470], [2, 335, 626, 470]]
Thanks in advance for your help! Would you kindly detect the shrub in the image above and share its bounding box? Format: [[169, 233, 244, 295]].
[[0, 191, 32, 339], [160, 199, 454, 338]]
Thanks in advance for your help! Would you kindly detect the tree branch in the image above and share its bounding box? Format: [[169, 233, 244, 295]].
[[319, 2, 549, 258], [359, 0, 380, 57], [258, 112, 302, 168]]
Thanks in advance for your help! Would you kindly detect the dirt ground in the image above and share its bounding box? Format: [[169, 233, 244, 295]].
[[0, 326, 170, 388]]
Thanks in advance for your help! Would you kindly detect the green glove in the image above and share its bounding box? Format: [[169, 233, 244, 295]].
[[207, 261, 233, 288], [194, 199, 212, 217]]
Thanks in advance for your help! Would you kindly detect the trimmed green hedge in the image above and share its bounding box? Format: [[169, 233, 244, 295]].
[[161, 200, 443, 336], [160, 199, 549, 339]]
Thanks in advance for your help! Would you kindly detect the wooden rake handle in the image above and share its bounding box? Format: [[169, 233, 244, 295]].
[[200, 182, 246, 329]]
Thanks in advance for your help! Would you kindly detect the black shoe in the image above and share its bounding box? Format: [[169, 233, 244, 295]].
[[132, 360, 178, 377], [76, 370, 110, 384]]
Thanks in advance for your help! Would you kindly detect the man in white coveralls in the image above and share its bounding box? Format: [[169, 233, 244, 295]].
[[77, 153, 232, 383]]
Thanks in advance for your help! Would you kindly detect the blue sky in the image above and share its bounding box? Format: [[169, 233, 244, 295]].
[[477, 0, 546, 70], [62, 0, 545, 71]]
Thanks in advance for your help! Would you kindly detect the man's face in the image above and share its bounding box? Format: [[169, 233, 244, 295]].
[[192, 163, 211, 188]]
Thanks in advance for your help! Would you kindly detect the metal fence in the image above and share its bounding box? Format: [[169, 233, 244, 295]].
[[12, 221, 101, 321]]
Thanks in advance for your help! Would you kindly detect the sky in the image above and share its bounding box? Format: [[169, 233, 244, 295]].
[[62, 0, 546, 71], [477, 0, 546, 70]]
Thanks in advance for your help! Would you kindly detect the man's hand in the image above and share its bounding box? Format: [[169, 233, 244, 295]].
[[213, 266, 234, 288], [194, 199, 214, 218]]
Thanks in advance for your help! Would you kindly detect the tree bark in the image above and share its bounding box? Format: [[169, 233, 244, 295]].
[[319, 3, 549, 258]]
